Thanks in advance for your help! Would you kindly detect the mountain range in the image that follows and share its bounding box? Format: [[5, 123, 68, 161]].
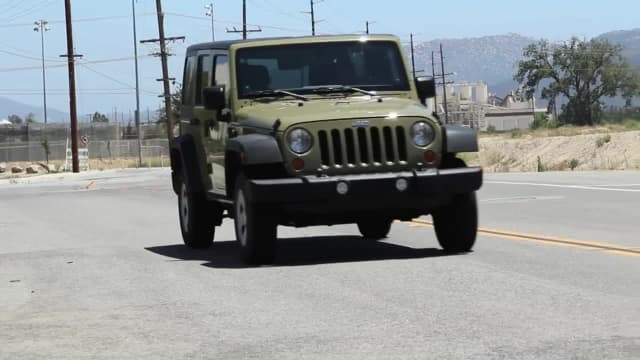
[[2, 29, 639, 122], [409, 29, 640, 97], [0, 96, 69, 123]]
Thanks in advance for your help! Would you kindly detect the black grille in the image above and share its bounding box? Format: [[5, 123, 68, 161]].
[[318, 126, 407, 167]]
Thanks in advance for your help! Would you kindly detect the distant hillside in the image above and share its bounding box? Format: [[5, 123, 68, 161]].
[[597, 28, 640, 66], [0, 97, 68, 123], [408, 33, 536, 96], [407, 30, 640, 98]]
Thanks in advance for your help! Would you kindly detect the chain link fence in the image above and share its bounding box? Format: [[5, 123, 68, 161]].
[[0, 123, 169, 168]]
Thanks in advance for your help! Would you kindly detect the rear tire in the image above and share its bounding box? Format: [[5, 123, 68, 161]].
[[233, 174, 277, 265], [357, 218, 393, 240], [178, 175, 219, 249]]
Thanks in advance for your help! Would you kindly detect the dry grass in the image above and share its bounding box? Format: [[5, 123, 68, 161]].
[[479, 121, 640, 140]]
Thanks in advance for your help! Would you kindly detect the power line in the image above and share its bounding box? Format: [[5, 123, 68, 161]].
[[0, 14, 157, 28], [0, 55, 153, 72], [165, 12, 306, 33], [77, 62, 156, 95], [2, 0, 56, 24]]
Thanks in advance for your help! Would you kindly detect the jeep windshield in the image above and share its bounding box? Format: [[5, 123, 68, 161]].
[[236, 41, 410, 99]]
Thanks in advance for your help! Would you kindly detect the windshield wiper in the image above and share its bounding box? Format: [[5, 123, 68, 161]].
[[309, 85, 378, 97], [244, 89, 308, 101]]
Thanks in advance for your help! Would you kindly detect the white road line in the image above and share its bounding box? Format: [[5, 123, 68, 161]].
[[588, 184, 640, 188], [486, 181, 640, 193]]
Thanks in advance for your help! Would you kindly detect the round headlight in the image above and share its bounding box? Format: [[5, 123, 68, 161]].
[[287, 128, 313, 154], [411, 121, 435, 147]]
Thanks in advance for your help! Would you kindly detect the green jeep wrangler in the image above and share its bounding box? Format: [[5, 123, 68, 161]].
[[170, 34, 482, 264]]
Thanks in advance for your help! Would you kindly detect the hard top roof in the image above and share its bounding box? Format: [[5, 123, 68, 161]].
[[186, 34, 398, 53]]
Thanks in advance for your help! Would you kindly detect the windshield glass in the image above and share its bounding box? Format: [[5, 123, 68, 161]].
[[235, 41, 410, 99]]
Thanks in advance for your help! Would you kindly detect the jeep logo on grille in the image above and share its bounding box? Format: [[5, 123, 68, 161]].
[[352, 120, 370, 128]]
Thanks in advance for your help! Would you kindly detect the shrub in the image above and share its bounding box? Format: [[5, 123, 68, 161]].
[[595, 134, 611, 148], [568, 158, 579, 170], [530, 113, 550, 129], [537, 156, 546, 172]]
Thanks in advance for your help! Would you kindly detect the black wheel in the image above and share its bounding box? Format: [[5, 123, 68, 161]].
[[432, 155, 477, 252], [233, 174, 277, 265], [177, 174, 219, 249], [357, 218, 393, 240], [432, 191, 478, 253]]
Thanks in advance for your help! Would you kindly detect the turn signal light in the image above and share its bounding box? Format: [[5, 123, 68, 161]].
[[292, 158, 305, 171], [423, 150, 437, 164]]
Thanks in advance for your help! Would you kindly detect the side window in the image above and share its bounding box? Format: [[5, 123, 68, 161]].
[[213, 55, 229, 87], [195, 54, 211, 106], [182, 56, 196, 106]]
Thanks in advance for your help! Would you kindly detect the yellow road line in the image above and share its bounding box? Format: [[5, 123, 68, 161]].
[[405, 219, 640, 257]]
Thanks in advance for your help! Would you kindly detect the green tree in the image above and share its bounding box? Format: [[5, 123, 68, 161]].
[[7, 114, 23, 124], [91, 112, 109, 123], [25, 113, 38, 123], [515, 37, 640, 125], [156, 84, 182, 125]]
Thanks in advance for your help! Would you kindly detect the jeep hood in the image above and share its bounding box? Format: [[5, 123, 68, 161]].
[[235, 96, 432, 130]]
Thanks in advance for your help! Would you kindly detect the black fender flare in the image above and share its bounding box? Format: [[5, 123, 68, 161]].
[[170, 135, 206, 194], [442, 125, 479, 154], [225, 134, 283, 165]]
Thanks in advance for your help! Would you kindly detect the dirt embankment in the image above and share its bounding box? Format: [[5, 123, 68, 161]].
[[467, 130, 640, 172]]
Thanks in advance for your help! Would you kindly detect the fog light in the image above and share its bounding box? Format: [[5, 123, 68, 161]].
[[292, 158, 305, 171], [336, 181, 349, 195], [395, 178, 408, 192], [424, 150, 437, 164]]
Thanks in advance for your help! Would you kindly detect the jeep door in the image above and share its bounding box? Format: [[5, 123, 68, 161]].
[[182, 49, 228, 194], [207, 53, 230, 193]]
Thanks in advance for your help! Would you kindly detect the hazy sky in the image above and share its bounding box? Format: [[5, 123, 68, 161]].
[[1, 0, 638, 121]]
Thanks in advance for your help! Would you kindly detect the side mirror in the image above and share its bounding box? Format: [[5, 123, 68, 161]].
[[415, 77, 436, 104], [203, 86, 226, 111]]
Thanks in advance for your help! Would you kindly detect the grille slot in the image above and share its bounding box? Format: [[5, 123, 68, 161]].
[[370, 127, 382, 163], [396, 126, 408, 161], [357, 128, 369, 164], [318, 125, 406, 168], [330, 129, 343, 165], [345, 129, 356, 165], [383, 126, 395, 162], [318, 130, 330, 165]]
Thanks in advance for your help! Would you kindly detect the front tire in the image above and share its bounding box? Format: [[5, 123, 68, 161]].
[[432, 192, 477, 253], [357, 218, 393, 240], [233, 174, 277, 265], [178, 176, 218, 249]]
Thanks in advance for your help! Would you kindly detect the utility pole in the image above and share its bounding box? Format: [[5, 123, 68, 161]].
[[131, 0, 143, 167], [226, 0, 261, 39], [205, 3, 215, 42], [34, 19, 49, 164], [61, 0, 81, 173], [141, 0, 184, 140], [410, 33, 416, 78], [365, 21, 376, 35], [431, 50, 437, 112], [303, 0, 323, 36], [310, 0, 315, 36], [440, 43, 449, 123]]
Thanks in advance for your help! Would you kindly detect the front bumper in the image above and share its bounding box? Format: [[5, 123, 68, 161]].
[[248, 167, 482, 210]]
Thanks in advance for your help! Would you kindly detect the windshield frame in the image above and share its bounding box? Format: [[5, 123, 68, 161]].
[[234, 40, 411, 100]]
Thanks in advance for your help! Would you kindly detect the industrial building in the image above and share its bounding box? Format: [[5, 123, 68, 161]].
[[434, 82, 547, 130]]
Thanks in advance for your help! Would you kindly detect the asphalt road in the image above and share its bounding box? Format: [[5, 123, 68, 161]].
[[1, 169, 638, 359]]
